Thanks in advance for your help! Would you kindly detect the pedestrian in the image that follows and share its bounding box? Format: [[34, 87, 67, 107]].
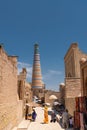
[[43, 105, 49, 123], [62, 109, 69, 128], [84, 112, 87, 130], [69, 116, 73, 128], [50, 110, 56, 123], [32, 109, 37, 121]]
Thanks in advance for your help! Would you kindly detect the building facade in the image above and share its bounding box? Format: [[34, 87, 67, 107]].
[[45, 90, 60, 105], [80, 59, 87, 96], [18, 68, 32, 103], [0, 45, 24, 130], [64, 43, 87, 115]]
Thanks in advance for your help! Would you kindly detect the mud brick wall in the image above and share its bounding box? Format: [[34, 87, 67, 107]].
[[0, 46, 23, 130], [0, 103, 17, 130], [0, 101, 24, 130], [0, 49, 18, 104]]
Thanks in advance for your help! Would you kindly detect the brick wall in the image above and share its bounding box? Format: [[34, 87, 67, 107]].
[[65, 78, 81, 98], [64, 43, 87, 116], [65, 98, 75, 116], [65, 78, 81, 116], [0, 47, 18, 104], [0, 46, 23, 130], [0, 101, 24, 130], [45, 90, 60, 105], [80, 61, 87, 96]]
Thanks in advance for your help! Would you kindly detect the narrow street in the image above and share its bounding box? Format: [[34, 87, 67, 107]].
[[27, 107, 73, 130]]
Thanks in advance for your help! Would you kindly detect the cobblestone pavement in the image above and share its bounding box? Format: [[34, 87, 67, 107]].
[[27, 107, 73, 130]]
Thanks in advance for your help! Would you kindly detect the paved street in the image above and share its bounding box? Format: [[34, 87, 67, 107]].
[[27, 107, 73, 130]]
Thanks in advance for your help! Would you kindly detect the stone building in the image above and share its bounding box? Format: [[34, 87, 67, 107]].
[[45, 90, 60, 105], [18, 68, 26, 100], [18, 68, 33, 120], [0, 45, 24, 130], [80, 58, 87, 96], [24, 82, 32, 103], [64, 43, 87, 115], [0, 45, 33, 130], [18, 68, 32, 103]]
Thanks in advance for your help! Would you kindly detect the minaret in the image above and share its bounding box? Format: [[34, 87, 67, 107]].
[[32, 43, 43, 97]]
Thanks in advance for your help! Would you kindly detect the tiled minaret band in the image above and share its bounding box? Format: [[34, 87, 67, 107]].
[[32, 43, 42, 89]]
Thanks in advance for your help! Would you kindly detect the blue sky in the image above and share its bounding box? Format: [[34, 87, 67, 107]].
[[0, 0, 87, 91]]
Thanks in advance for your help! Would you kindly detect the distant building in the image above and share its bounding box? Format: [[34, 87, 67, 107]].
[[18, 68, 32, 103], [45, 90, 60, 105]]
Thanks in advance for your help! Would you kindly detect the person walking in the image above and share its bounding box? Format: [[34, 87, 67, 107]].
[[62, 109, 69, 128], [69, 116, 74, 128], [32, 109, 37, 121], [50, 110, 56, 123], [43, 106, 49, 123]]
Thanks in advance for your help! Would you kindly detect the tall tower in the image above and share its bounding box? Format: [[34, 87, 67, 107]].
[[32, 43, 43, 97]]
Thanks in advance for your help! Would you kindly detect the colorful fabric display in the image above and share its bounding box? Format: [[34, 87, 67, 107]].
[[80, 112, 84, 130], [74, 111, 80, 128], [75, 97, 80, 112]]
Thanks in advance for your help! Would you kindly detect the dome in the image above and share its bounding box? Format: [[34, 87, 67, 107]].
[[80, 57, 87, 63], [60, 83, 65, 86]]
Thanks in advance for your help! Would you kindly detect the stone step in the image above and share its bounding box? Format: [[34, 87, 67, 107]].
[[12, 126, 17, 130], [17, 120, 30, 130]]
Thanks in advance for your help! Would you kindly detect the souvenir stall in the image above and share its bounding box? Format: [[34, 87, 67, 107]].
[[74, 96, 87, 130]]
